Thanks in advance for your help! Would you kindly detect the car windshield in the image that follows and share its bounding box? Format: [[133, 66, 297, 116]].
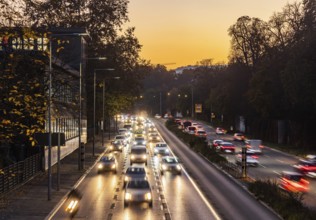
[[163, 157, 178, 164], [128, 180, 150, 189], [222, 143, 234, 146], [135, 137, 145, 141], [126, 167, 145, 174], [285, 175, 302, 182], [156, 144, 167, 148], [115, 136, 125, 140], [100, 156, 114, 162], [131, 148, 146, 154], [149, 133, 159, 137]]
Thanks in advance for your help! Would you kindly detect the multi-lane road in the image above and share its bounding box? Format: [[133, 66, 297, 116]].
[[47, 118, 283, 220], [199, 122, 316, 209]]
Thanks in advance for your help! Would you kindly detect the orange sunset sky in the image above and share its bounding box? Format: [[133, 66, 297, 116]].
[[125, 0, 297, 69]]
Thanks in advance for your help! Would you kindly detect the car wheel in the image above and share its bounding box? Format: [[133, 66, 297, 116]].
[[130, 162, 133, 166], [178, 171, 182, 175], [149, 201, 153, 207], [145, 162, 147, 166], [160, 170, 163, 175], [124, 201, 128, 207]]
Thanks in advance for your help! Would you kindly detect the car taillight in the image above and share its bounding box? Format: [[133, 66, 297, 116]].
[[251, 155, 259, 159], [300, 178, 309, 186]]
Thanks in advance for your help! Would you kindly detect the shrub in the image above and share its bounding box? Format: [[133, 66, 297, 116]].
[[248, 180, 314, 220]]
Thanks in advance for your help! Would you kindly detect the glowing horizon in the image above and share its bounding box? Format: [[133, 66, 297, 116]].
[[125, 0, 297, 69]]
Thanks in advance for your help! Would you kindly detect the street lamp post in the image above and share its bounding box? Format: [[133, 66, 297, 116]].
[[93, 68, 114, 156], [191, 86, 194, 118], [102, 77, 120, 141], [48, 31, 88, 200]]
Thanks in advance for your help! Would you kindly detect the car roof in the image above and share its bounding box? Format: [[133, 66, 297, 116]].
[[131, 145, 146, 149], [281, 171, 303, 176], [220, 142, 233, 144]]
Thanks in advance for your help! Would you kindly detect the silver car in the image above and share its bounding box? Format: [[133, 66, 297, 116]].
[[124, 179, 153, 207], [153, 142, 170, 156], [160, 156, 182, 175], [123, 166, 147, 187], [235, 150, 259, 167]]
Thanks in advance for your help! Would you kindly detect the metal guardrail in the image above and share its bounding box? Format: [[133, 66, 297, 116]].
[[0, 153, 42, 195], [219, 161, 242, 178]]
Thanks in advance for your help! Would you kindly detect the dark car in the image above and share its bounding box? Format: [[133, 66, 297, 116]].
[[108, 141, 123, 152], [133, 137, 146, 146], [123, 166, 147, 187], [97, 155, 117, 174]]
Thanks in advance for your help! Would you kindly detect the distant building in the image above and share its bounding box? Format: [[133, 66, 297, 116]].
[[0, 27, 88, 166]]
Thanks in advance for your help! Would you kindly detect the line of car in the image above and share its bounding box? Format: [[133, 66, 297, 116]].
[[97, 115, 183, 208]]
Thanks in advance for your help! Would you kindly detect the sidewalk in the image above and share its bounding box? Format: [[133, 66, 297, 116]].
[[0, 136, 108, 220]]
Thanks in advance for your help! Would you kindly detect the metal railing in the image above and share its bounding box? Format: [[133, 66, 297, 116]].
[[219, 161, 242, 178], [0, 153, 42, 195]]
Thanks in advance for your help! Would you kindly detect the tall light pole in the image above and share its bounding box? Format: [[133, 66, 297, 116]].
[[101, 77, 120, 142], [160, 91, 162, 116], [93, 68, 115, 156], [191, 86, 194, 118], [48, 31, 89, 200]]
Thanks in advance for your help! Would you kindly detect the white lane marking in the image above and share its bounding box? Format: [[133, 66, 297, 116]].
[[273, 171, 281, 175], [46, 148, 107, 220], [276, 159, 285, 163], [181, 168, 222, 220], [156, 122, 222, 220], [259, 164, 266, 168]]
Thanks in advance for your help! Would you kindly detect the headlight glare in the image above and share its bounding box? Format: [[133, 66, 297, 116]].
[[145, 192, 152, 200], [125, 193, 132, 200]]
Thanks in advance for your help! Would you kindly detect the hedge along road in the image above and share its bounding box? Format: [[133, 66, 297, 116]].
[[153, 119, 281, 220]]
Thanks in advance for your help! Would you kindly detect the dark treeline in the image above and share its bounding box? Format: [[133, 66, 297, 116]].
[[139, 0, 316, 149]]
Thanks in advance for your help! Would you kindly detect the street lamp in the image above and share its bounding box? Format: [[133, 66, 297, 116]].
[[102, 77, 120, 141], [93, 69, 116, 154], [48, 31, 89, 201]]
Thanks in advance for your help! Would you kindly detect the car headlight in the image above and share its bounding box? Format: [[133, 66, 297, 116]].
[[111, 164, 116, 169], [149, 137, 153, 140], [145, 192, 152, 200], [109, 146, 113, 150], [162, 165, 167, 170], [124, 176, 130, 182], [134, 141, 137, 145], [165, 149, 169, 153], [154, 149, 158, 152], [176, 165, 181, 170], [142, 155, 147, 159], [131, 155, 135, 160], [98, 164, 103, 169], [142, 141, 146, 145], [125, 193, 132, 200]]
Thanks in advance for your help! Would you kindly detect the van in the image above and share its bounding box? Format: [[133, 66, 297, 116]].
[[245, 139, 263, 154]]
